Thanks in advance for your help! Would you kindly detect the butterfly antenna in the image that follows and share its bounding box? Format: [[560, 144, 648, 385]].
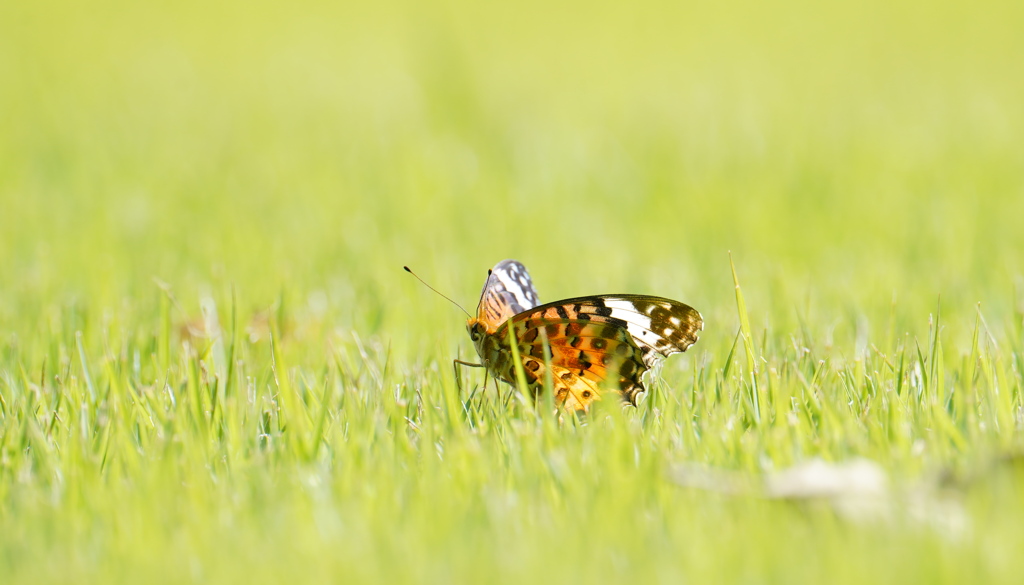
[[403, 266, 473, 318]]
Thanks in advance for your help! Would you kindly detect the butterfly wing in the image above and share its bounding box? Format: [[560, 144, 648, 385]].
[[500, 295, 703, 407], [474, 259, 541, 331]]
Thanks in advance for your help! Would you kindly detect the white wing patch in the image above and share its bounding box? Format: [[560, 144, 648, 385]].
[[603, 298, 656, 342], [474, 259, 541, 326], [493, 261, 540, 311]]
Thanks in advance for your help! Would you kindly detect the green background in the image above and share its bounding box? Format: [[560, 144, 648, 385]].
[[1, 0, 1023, 582]]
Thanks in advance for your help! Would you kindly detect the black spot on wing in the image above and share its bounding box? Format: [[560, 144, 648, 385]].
[[619, 359, 637, 378], [604, 316, 629, 329], [565, 322, 585, 337]]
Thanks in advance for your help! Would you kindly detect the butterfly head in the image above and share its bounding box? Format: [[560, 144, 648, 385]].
[[466, 317, 500, 369], [466, 319, 487, 342]]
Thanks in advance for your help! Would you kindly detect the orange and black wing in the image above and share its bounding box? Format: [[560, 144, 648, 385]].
[[499, 295, 703, 409]]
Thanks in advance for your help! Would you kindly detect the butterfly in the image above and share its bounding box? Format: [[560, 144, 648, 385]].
[[462, 259, 703, 412]]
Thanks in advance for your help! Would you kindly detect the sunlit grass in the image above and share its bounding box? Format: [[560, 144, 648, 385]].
[[2, 0, 1024, 582]]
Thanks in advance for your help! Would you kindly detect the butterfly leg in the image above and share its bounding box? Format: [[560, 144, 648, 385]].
[[452, 359, 484, 395]]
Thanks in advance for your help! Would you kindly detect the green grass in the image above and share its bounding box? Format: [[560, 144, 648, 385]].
[[2, 0, 1024, 582]]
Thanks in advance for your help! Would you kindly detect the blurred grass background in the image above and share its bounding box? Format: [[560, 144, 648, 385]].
[[2, 0, 1024, 582]]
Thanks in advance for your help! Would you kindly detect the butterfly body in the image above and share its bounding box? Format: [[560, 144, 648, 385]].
[[466, 260, 702, 411]]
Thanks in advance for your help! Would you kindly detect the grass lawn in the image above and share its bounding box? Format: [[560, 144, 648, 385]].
[[2, 0, 1024, 582]]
